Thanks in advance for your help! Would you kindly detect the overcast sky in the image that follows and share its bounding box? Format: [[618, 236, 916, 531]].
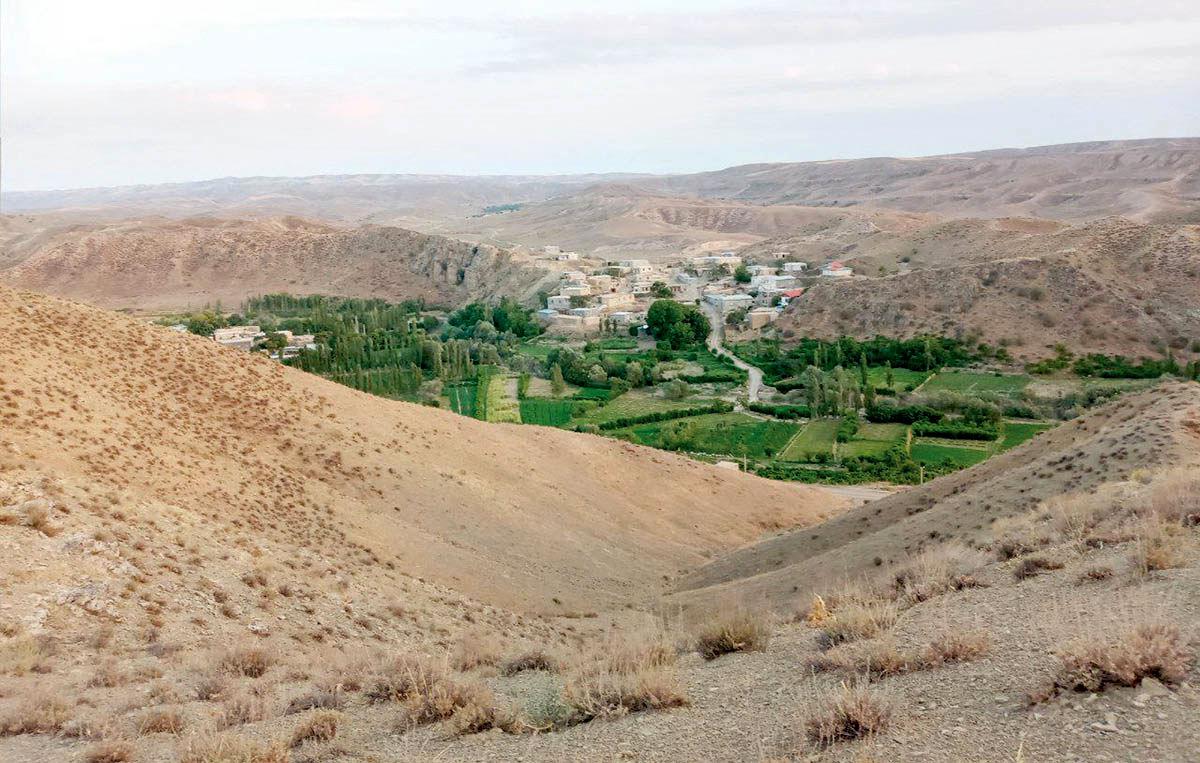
[[2, 0, 1198, 191]]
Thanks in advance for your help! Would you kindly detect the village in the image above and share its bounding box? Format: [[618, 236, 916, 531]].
[[529, 245, 854, 338]]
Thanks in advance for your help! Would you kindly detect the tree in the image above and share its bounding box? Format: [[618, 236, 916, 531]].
[[859, 353, 869, 389], [569, 295, 591, 309], [258, 332, 288, 355], [587, 364, 608, 386], [663, 378, 691, 400], [650, 281, 673, 298], [550, 364, 565, 397], [885, 360, 895, 389], [645, 299, 709, 349], [626, 361, 644, 387], [733, 264, 751, 284]]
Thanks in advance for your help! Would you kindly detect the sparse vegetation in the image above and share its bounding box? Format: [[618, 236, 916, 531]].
[[691, 607, 772, 660], [804, 681, 893, 749], [1032, 623, 1195, 702]]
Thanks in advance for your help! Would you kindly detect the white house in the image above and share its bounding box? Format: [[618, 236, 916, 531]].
[[782, 261, 808, 273], [705, 293, 754, 314], [546, 295, 572, 311], [750, 274, 798, 291], [821, 261, 853, 278], [554, 251, 580, 261], [615, 259, 654, 275], [597, 292, 635, 309], [691, 254, 742, 269], [748, 265, 776, 276], [536, 308, 559, 324], [560, 284, 592, 297], [570, 306, 604, 318]]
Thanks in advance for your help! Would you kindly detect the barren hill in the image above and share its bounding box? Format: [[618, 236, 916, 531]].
[[773, 218, 1200, 360], [0, 217, 557, 310], [647, 138, 1200, 223]]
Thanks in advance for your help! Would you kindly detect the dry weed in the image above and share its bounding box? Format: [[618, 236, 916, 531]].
[[804, 681, 892, 749], [692, 607, 772, 660], [178, 732, 290, 763], [290, 710, 341, 747], [818, 600, 899, 648], [1032, 623, 1194, 702]]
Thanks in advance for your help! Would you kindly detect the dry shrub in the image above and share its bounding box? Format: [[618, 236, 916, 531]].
[[178, 733, 289, 763], [1012, 555, 1063, 581], [559, 634, 687, 724], [0, 691, 73, 735], [450, 630, 502, 672], [920, 630, 991, 667], [366, 655, 513, 734], [9, 498, 59, 536], [290, 710, 341, 748], [365, 655, 445, 704], [1142, 470, 1200, 526], [195, 674, 228, 701], [1077, 565, 1114, 584], [818, 600, 898, 648], [692, 607, 771, 660], [139, 706, 185, 734], [500, 649, 560, 677], [285, 689, 343, 715], [889, 543, 990, 603], [1033, 623, 1194, 702], [808, 639, 911, 680], [217, 691, 271, 728], [0, 635, 50, 676], [804, 681, 892, 749], [87, 661, 127, 689], [220, 645, 275, 678], [84, 739, 134, 763], [1130, 516, 1189, 575]]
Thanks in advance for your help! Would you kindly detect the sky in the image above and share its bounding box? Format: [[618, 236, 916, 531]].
[[2, 0, 1198, 191]]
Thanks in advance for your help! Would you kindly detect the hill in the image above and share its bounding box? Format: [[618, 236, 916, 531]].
[[0, 217, 557, 310], [772, 217, 1200, 360], [647, 138, 1200, 223]]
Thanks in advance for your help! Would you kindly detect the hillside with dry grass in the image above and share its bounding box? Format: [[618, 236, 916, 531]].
[[773, 218, 1200, 360], [0, 217, 556, 310], [0, 287, 1198, 761]]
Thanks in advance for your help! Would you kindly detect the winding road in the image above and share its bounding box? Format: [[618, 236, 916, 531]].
[[702, 300, 766, 402]]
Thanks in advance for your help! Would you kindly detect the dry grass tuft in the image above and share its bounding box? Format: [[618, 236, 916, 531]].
[[692, 607, 772, 660], [366, 655, 515, 734], [285, 689, 344, 715], [808, 639, 911, 680], [920, 630, 991, 667], [804, 681, 893, 749], [889, 543, 990, 604], [220, 644, 276, 678], [216, 690, 272, 729], [1143, 470, 1200, 526], [84, 739, 135, 763], [558, 633, 688, 725], [817, 600, 898, 648], [139, 706, 185, 735], [0, 691, 73, 735], [289, 710, 341, 748], [178, 733, 290, 763], [450, 630, 503, 672], [1130, 516, 1190, 575], [499, 649, 560, 677], [1077, 565, 1114, 584], [1012, 555, 1063, 581], [1032, 623, 1195, 702], [0, 635, 50, 676]]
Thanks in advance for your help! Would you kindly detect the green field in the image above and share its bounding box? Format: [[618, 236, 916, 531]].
[[840, 422, 909, 458], [514, 341, 559, 359], [519, 398, 575, 427], [477, 371, 521, 423], [999, 421, 1053, 450], [573, 387, 615, 401], [867, 366, 931, 392], [911, 441, 990, 467], [615, 413, 798, 458], [446, 385, 477, 418], [576, 390, 714, 424], [922, 370, 1031, 397], [779, 418, 841, 461]]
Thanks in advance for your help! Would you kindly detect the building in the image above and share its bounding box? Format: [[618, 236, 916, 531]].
[[748, 265, 776, 276], [691, 254, 742, 269], [570, 306, 604, 318], [778, 288, 804, 308], [167, 324, 188, 333], [616, 259, 654, 275], [560, 284, 592, 298], [213, 325, 263, 352], [747, 307, 777, 329], [546, 295, 573, 311], [536, 308, 559, 324], [554, 251, 580, 261], [782, 261, 808, 273], [560, 270, 588, 284], [608, 311, 645, 325], [705, 293, 754, 313], [631, 282, 652, 296], [597, 292, 635, 310], [587, 274, 615, 292], [543, 245, 561, 256], [750, 274, 798, 292], [821, 261, 853, 278]]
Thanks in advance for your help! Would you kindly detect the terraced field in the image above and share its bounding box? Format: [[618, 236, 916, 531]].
[[518, 398, 575, 427], [575, 390, 715, 424], [911, 441, 991, 467], [779, 419, 840, 461], [840, 422, 908, 458], [614, 413, 798, 458], [867, 366, 931, 392], [999, 420, 1053, 450], [921, 369, 1031, 397]]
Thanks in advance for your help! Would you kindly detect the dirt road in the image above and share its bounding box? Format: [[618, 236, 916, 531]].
[[702, 301, 765, 402]]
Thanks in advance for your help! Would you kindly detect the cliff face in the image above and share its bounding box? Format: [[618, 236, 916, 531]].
[[0, 217, 558, 309]]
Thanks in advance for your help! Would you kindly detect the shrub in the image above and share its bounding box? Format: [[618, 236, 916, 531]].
[[818, 601, 898, 648], [500, 649, 560, 677], [365, 655, 445, 704], [216, 691, 271, 728], [450, 631, 502, 672], [804, 682, 892, 749], [889, 543, 990, 603], [1033, 624, 1194, 702], [285, 690, 343, 715], [289, 710, 341, 748], [559, 633, 687, 725], [84, 740, 134, 763], [1012, 556, 1063, 581], [920, 630, 991, 667], [1131, 516, 1190, 575], [0, 691, 73, 735], [220, 645, 275, 678], [139, 707, 185, 734], [178, 733, 289, 763], [692, 608, 771, 660], [808, 639, 911, 680], [1077, 565, 1114, 583]]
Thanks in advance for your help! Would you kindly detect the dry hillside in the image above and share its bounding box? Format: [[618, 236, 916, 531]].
[[774, 218, 1200, 360], [0, 218, 557, 310]]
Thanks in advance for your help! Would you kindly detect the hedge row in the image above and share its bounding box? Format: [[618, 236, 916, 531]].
[[595, 400, 735, 431], [747, 402, 812, 419], [911, 420, 998, 440], [865, 403, 943, 424]]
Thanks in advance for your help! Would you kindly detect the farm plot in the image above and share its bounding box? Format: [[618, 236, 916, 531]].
[[840, 422, 908, 458], [922, 370, 1031, 397], [867, 366, 931, 392], [446, 385, 477, 418], [911, 441, 990, 468], [779, 418, 840, 461], [577, 390, 714, 425], [613, 413, 798, 459], [999, 421, 1053, 451], [519, 398, 575, 427]]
